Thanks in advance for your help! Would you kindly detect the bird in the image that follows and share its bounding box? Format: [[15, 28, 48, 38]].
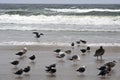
[[71, 42, 75, 49], [76, 40, 80, 47], [86, 46, 90, 52], [98, 69, 109, 76], [97, 65, 107, 71], [14, 69, 23, 77], [56, 52, 65, 59], [65, 50, 71, 54], [46, 64, 56, 71], [54, 49, 61, 54], [45, 64, 56, 74], [29, 55, 36, 62], [69, 55, 80, 61], [104, 60, 117, 69], [15, 47, 27, 58], [11, 60, 19, 67], [80, 40, 87, 44], [65, 50, 72, 60], [80, 49, 87, 55], [76, 66, 86, 73], [94, 46, 105, 60], [23, 66, 31, 74], [33, 32, 44, 39], [16, 51, 25, 57], [69, 55, 80, 65], [97, 65, 112, 76]]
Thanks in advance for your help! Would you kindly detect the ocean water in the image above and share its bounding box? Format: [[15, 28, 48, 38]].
[[0, 4, 120, 46]]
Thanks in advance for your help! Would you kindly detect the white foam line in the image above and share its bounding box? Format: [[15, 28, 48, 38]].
[[0, 41, 120, 47]]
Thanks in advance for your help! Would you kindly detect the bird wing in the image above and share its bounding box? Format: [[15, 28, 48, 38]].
[[94, 49, 104, 56]]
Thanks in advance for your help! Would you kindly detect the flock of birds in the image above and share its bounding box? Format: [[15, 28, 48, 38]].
[[71, 40, 117, 76], [10, 47, 36, 77], [10, 31, 43, 78], [10, 31, 117, 79]]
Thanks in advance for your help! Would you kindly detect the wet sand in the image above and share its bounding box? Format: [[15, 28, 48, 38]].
[[0, 45, 120, 80]]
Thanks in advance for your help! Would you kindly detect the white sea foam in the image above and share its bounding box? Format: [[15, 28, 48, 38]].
[[0, 14, 120, 26], [0, 41, 120, 47], [0, 41, 69, 46], [47, 8, 120, 13]]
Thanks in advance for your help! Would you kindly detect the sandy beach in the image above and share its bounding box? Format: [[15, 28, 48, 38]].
[[0, 45, 120, 80], [0, 3, 120, 80]]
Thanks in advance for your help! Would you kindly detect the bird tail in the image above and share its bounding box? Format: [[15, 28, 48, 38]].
[[67, 57, 73, 60], [56, 56, 61, 58], [76, 69, 79, 72], [46, 69, 51, 72]]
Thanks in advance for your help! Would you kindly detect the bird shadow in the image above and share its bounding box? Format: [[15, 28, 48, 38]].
[[98, 76, 110, 80], [12, 67, 19, 71], [95, 59, 105, 63], [17, 56, 27, 60], [15, 76, 23, 80], [35, 38, 40, 42], [46, 74, 56, 78], [72, 63, 79, 67], [29, 61, 36, 65], [81, 53, 86, 56], [77, 74, 85, 78], [57, 59, 65, 63], [23, 74, 30, 76]]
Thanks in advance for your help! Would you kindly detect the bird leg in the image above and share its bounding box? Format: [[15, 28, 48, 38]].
[[100, 56, 102, 61], [97, 56, 98, 60]]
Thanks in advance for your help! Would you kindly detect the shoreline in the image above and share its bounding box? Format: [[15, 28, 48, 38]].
[[1, 44, 120, 54]]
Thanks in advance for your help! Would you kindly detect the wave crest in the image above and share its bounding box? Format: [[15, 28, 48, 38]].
[[0, 14, 120, 25], [47, 8, 120, 13]]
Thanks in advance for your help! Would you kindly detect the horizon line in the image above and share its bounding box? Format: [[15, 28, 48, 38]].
[[0, 3, 120, 5]]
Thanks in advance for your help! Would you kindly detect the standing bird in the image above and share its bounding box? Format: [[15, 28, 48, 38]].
[[76, 66, 86, 73], [16, 51, 25, 57], [56, 52, 65, 60], [69, 55, 80, 65], [94, 46, 105, 60], [80, 49, 87, 55], [65, 50, 71, 54], [14, 69, 23, 77], [80, 40, 87, 44], [65, 50, 72, 60], [71, 42, 75, 49], [15, 47, 27, 58], [11, 60, 19, 68], [54, 49, 61, 55], [23, 66, 31, 74], [98, 64, 112, 73], [86, 46, 90, 53], [33, 32, 44, 39], [46, 64, 56, 71], [76, 40, 80, 47], [29, 55, 36, 62], [46, 64, 56, 75]]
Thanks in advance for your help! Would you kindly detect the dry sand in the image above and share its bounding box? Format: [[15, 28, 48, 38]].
[[0, 45, 120, 80]]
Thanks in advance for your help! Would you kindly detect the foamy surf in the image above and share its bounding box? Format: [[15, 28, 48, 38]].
[[0, 41, 120, 47], [0, 14, 120, 26]]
